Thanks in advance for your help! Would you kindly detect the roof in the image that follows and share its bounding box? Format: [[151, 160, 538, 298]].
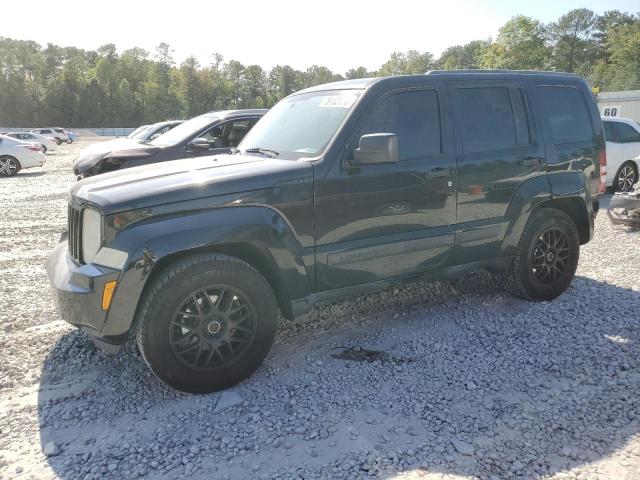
[[427, 69, 580, 78], [296, 70, 583, 95], [201, 109, 269, 119], [150, 120, 185, 127]]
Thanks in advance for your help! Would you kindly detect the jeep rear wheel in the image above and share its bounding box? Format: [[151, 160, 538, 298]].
[[505, 208, 579, 301], [135, 253, 278, 393]]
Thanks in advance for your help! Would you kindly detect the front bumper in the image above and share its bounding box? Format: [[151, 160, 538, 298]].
[[46, 242, 122, 348]]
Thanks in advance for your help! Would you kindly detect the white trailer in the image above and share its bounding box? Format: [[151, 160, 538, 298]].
[[598, 90, 640, 123]]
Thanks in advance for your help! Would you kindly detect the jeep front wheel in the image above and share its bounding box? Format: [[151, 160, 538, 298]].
[[506, 208, 579, 301], [136, 253, 278, 393]]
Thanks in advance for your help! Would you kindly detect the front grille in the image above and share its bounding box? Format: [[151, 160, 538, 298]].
[[68, 204, 82, 263]]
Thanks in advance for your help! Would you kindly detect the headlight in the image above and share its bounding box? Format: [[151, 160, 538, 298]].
[[81, 208, 102, 263]]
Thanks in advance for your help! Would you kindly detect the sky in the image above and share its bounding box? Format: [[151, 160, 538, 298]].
[[2, 0, 638, 73]]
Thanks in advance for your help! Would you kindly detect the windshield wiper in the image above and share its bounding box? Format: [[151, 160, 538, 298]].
[[244, 147, 279, 158]]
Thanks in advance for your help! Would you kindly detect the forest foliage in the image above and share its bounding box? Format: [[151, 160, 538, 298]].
[[1, 9, 638, 127]]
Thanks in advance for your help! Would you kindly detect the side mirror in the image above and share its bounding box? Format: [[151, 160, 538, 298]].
[[187, 137, 211, 151], [351, 133, 399, 165]]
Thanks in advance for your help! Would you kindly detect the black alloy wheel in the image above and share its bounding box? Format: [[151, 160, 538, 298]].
[[169, 285, 258, 371], [530, 228, 570, 285], [505, 208, 579, 301], [135, 253, 278, 393]]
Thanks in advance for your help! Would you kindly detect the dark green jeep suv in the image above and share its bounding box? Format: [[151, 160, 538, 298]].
[[47, 71, 606, 393]]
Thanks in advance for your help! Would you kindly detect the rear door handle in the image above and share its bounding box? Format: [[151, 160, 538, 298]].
[[521, 157, 543, 166]]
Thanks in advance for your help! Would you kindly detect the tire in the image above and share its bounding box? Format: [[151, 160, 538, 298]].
[[505, 208, 579, 301], [0, 156, 21, 177], [135, 253, 278, 393], [41, 145, 47, 154], [54, 137, 61, 145], [614, 161, 637, 192], [66, 139, 72, 144]]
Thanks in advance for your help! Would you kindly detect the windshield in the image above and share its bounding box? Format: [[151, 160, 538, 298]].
[[239, 90, 361, 159], [150, 115, 216, 146], [128, 126, 150, 139]]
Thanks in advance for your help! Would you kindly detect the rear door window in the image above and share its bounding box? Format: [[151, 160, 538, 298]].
[[614, 123, 640, 143], [360, 89, 442, 160], [455, 87, 529, 153], [538, 86, 593, 144]]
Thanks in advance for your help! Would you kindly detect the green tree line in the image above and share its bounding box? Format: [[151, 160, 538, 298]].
[[1, 8, 638, 127]]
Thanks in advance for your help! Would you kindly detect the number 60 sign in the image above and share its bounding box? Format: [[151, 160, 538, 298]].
[[600, 105, 621, 117]]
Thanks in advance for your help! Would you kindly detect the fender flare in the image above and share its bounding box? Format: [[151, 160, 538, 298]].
[[101, 205, 312, 340], [500, 172, 592, 256]]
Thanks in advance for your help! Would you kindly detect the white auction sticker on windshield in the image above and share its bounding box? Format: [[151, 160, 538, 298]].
[[318, 94, 358, 108]]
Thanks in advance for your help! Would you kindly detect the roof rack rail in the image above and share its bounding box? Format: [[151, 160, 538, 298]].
[[425, 69, 576, 76]]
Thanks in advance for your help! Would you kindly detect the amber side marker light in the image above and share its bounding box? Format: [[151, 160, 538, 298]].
[[102, 281, 117, 311]]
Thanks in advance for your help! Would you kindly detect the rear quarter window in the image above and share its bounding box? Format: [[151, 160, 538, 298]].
[[614, 122, 640, 143], [538, 85, 593, 144], [603, 121, 617, 142]]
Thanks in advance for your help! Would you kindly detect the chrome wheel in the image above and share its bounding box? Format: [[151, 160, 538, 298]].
[[617, 165, 637, 192], [169, 285, 257, 371], [0, 156, 19, 176], [531, 227, 570, 285]]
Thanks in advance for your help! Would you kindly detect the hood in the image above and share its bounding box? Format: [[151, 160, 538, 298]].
[[74, 138, 159, 172], [70, 154, 313, 215]]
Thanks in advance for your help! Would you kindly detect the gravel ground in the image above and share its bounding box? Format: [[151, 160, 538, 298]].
[[1, 140, 640, 480]]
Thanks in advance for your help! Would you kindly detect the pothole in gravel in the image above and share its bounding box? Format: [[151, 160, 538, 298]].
[[333, 346, 409, 364]]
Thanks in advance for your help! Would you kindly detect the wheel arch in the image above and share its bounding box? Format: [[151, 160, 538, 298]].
[[536, 197, 590, 245], [101, 205, 313, 342], [500, 173, 594, 256], [141, 241, 293, 319]]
